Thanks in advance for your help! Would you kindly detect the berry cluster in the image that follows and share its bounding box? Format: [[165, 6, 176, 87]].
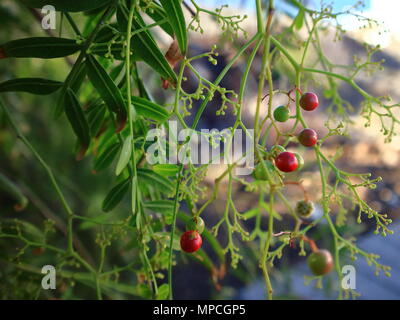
[[265, 92, 320, 174], [255, 92, 335, 276], [181, 92, 334, 276]]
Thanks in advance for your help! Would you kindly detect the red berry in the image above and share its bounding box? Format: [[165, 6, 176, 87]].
[[32, 247, 45, 256], [300, 92, 319, 111], [298, 128, 318, 147], [180, 230, 202, 253], [275, 151, 298, 172]]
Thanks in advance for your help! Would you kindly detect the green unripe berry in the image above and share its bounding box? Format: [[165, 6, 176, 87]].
[[307, 249, 334, 276], [270, 145, 286, 157], [293, 153, 304, 171], [186, 216, 205, 234], [295, 200, 314, 218], [252, 161, 275, 181], [273, 106, 290, 122]]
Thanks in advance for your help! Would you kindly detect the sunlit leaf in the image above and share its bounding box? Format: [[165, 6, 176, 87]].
[[132, 96, 169, 122], [143, 200, 174, 214], [294, 8, 305, 30], [115, 136, 132, 176], [152, 164, 179, 177], [160, 0, 187, 54], [137, 168, 174, 194]]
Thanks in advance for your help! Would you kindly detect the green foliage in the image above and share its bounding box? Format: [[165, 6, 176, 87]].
[[0, 0, 396, 301], [159, 0, 188, 54], [86, 54, 127, 132], [0, 78, 63, 95], [20, 0, 114, 12], [65, 88, 90, 152], [0, 37, 81, 58], [132, 96, 169, 122], [102, 178, 130, 212]]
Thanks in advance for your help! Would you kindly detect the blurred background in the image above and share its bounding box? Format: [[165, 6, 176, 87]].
[[0, 0, 399, 299]]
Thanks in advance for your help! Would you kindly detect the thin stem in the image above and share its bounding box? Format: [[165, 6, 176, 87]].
[[0, 98, 75, 253], [255, 0, 264, 33], [167, 52, 188, 300], [64, 12, 82, 36], [191, 32, 261, 129], [126, 1, 138, 180], [260, 193, 274, 300], [315, 148, 343, 300], [168, 166, 184, 300]]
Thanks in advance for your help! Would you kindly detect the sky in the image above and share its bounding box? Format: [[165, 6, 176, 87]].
[[204, 0, 400, 47], [205, 0, 368, 13]]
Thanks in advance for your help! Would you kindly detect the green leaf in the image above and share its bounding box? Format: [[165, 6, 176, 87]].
[[78, 213, 110, 230], [115, 136, 132, 176], [294, 8, 305, 30], [96, 126, 118, 153], [160, 0, 187, 54], [153, 164, 179, 177], [137, 168, 174, 194], [145, 3, 174, 37], [86, 54, 127, 132], [0, 78, 63, 95], [94, 24, 119, 43], [65, 89, 90, 151], [20, 0, 114, 12], [86, 55, 124, 113], [143, 200, 174, 214], [132, 16, 177, 82], [0, 172, 28, 210], [132, 96, 169, 122], [131, 176, 137, 214], [70, 61, 87, 93], [55, 60, 86, 117], [131, 16, 177, 83], [116, 6, 177, 83], [109, 62, 126, 81], [0, 37, 81, 59], [156, 283, 170, 300], [144, 201, 174, 224], [86, 100, 107, 137], [115, 4, 130, 32], [94, 143, 120, 172], [132, 63, 151, 100], [102, 178, 130, 212]]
